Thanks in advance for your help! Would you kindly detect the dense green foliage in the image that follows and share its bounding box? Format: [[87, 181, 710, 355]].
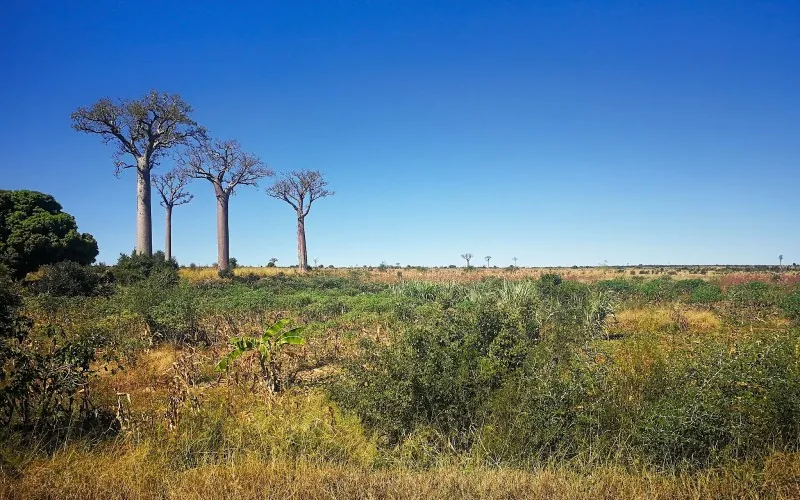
[[0, 268, 112, 444], [0, 190, 98, 278], [330, 276, 800, 468], [113, 251, 179, 285], [27, 261, 114, 297]]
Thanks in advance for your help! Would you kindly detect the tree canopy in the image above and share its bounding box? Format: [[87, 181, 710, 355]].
[[71, 90, 205, 174], [0, 190, 98, 278]]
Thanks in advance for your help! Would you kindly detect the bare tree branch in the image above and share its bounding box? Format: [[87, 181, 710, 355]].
[[266, 170, 334, 217], [72, 90, 206, 175], [177, 138, 273, 196], [153, 170, 193, 208], [71, 90, 205, 256]]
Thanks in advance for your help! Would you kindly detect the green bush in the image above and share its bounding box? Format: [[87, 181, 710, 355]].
[[331, 299, 539, 449], [536, 273, 563, 296], [637, 277, 679, 302], [113, 251, 179, 285], [689, 282, 724, 304], [782, 288, 800, 323], [478, 346, 612, 465], [27, 261, 114, 297], [595, 279, 635, 298], [116, 269, 198, 344], [635, 332, 800, 468], [726, 281, 781, 313], [0, 268, 113, 442]]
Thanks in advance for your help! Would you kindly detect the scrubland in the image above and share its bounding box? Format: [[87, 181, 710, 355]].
[[3, 261, 800, 498]]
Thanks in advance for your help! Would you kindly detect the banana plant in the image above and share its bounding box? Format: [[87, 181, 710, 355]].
[[216, 319, 305, 392]]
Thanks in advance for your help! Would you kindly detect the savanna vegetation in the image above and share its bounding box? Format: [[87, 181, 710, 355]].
[[2, 90, 798, 498], [3, 251, 800, 498]]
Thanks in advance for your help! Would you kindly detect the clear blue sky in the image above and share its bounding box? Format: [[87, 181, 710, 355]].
[[1, 0, 798, 267]]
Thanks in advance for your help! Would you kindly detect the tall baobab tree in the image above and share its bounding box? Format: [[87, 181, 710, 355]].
[[153, 170, 193, 261], [485, 256, 492, 268], [71, 90, 204, 256], [266, 170, 334, 272], [179, 138, 272, 272], [461, 253, 473, 267]]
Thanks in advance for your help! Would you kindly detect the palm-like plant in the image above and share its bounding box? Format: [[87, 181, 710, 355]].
[[216, 319, 305, 393], [779, 254, 784, 272]]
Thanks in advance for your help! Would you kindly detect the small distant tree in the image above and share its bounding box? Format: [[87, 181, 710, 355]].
[[485, 256, 491, 268], [779, 254, 784, 272], [179, 138, 272, 272], [266, 170, 334, 272], [461, 253, 473, 267], [153, 170, 193, 261], [513, 257, 518, 268], [268, 257, 278, 268], [71, 90, 204, 256]]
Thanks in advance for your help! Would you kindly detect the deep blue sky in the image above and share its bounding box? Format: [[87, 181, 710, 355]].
[[2, 1, 798, 267]]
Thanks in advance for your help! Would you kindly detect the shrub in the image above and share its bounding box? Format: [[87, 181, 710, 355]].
[[635, 332, 800, 468], [689, 283, 724, 304], [113, 251, 179, 285], [331, 299, 539, 449], [727, 281, 781, 311], [218, 267, 235, 279], [595, 279, 635, 298], [782, 287, 800, 323], [637, 278, 678, 302], [536, 273, 563, 297], [0, 268, 113, 442], [27, 261, 114, 297]]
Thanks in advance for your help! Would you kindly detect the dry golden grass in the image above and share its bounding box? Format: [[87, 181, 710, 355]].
[[611, 306, 722, 335], [4, 448, 799, 499], [180, 265, 757, 284]]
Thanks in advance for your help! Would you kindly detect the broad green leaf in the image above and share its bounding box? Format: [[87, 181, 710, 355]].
[[277, 327, 305, 346], [264, 318, 292, 339]]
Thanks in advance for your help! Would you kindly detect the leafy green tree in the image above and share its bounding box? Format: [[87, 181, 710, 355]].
[[0, 190, 98, 278]]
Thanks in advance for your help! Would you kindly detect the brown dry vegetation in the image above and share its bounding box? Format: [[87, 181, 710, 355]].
[[181, 265, 800, 285], [5, 450, 800, 499]]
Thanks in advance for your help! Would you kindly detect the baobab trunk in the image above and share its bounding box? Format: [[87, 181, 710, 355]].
[[297, 215, 308, 272], [164, 204, 173, 261], [216, 189, 230, 272], [135, 163, 153, 256]]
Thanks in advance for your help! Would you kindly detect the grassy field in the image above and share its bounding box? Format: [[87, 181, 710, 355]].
[[182, 264, 800, 284], [3, 265, 800, 498]]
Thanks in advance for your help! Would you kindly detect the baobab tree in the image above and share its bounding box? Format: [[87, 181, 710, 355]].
[[71, 90, 204, 256], [153, 170, 193, 261], [266, 170, 334, 272], [779, 254, 784, 272], [485, 256, 492, 268], [461, 253, 473, 267], [179, 138, 272, 272]]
